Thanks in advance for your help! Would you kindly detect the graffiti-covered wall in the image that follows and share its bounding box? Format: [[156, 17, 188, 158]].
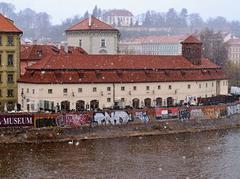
[[1, 102, 240, 128]]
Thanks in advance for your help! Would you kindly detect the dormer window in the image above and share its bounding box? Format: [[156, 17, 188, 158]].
[[101, 39, 106, 48]]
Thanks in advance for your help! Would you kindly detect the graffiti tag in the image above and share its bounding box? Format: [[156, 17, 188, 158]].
[[56, 114, 91, 127], [93, 111, 131, 125]]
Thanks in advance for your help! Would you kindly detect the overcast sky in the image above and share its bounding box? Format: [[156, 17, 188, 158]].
[[1, 0, 239, 24]]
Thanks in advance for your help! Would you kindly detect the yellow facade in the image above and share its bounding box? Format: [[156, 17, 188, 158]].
[[0, 33, 21, 111]]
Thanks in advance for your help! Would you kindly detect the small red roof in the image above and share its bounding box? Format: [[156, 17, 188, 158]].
[[0, 13, 22, 33], [66, 16, 119, 32], [181, 35, 202, 44], [226, 38, 240, 45], [21, 44, 87, 61], [104, 9, 133, 17]]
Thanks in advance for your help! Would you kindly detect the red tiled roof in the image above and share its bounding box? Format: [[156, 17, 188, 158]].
[[126, 35, 186, 44], [21, 44, 87, 61], [18, 69, 227, 84], [104, 9, 133, 17], [182, 35, 202, 44], [28, 53, 220, 71], [66, 16, 119, 32], [0, 13, 22, 33], [226, 38, 240, 45]]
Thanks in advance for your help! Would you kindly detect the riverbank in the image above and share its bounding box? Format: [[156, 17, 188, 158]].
[[1, 114, 240, 144]]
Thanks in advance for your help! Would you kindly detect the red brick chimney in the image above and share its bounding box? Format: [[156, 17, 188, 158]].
[[181, 35, 202, 65]]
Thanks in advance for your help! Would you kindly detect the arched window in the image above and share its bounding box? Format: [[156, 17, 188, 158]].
[[156, 98, 162, 107], [76, 100, 85, 111], [90, 100, 99, 110], [61, 101, 70, 112], [144, 98, 151, 108], [132, 98, 140, 108]]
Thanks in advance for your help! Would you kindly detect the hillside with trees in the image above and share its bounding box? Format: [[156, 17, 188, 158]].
[[1, 2, 240, 42]]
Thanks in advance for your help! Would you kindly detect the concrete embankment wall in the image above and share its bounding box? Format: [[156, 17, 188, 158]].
[[1, 102, 240, 143]]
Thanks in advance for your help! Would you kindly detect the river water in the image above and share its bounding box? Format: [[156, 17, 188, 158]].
[[0, 129, 240, 179]]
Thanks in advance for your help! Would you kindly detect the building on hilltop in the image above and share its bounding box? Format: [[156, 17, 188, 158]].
[[65, 16, 120, 55], [119, 35, 186, 55], [102, 9, 134, 27], [18, 35, 228, 112], [0, 13, 22, 111]]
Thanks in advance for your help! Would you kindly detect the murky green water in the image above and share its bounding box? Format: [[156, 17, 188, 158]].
[[0, 129, 240, 179]]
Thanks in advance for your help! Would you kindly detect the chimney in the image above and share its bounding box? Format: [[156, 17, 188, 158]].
[[33, 40, 37, 45], [64, 42, 68, 53], [57, 43, 61, 50], [88, 15, 92, 27], [181, 35, 202, 65]]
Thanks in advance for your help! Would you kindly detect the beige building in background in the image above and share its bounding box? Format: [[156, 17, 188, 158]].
[[226, 38, 240, 64], [0, 14, 22, 111], [65, 16, 120, 54]]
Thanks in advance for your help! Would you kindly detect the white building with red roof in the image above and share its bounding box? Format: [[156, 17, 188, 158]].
[[65, 16, 120, 55], [102, 9, 134, 27], [18, 36, 228, 112]]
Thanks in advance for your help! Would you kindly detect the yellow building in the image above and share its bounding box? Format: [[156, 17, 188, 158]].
[[0, 14, 22, 111]]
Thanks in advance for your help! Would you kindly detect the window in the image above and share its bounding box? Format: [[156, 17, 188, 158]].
[[101, 39, 106, 48], [63, 88, 67, 94], [133, 86, 137, 91], [188, 84, 191, 89], [27, 88, 29, 93], [48, 89, 53, 94], [107, 98, 111, 102], [199, 84, 201, 88], [7, 54, 13, 66], [0, 54, 2, 66], [78, 88, 82, 93], [0, 89, 2, 97], [121, 86, 125, 91], [7, 74, 14, 83], [0, 73, 2, 83], [0, 36, 2, 45], [206, 83, 208, 88], [158, 85, 161, 90], [212, 82, 214, 87], [169, 85, 172, 90], [7, 89, 14, 97], [32, 89, 35, 94], [146, 86, 150, 90], [121, 98, 125, 102], [93, 87, 97, 92], [107, 87, 111, 91], [79, 39, 82, 47], [7, 36, 14, 46]]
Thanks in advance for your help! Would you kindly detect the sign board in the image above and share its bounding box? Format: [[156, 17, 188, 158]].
[[0, 114, 34, 127]]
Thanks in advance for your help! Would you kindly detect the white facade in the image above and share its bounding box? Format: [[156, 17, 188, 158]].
[[106, 15, 133, 27], [66, 31, 119, 54], [18, 80, 228, 112], [119, 42, 182, 55], [227, 41, 240, 64]]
